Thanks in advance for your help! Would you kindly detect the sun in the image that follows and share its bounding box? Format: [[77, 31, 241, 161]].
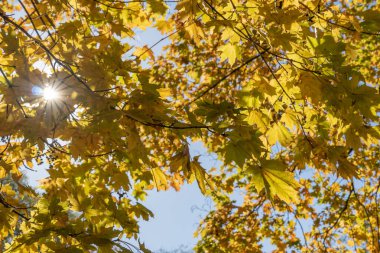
[[43, 86, 59, 101]]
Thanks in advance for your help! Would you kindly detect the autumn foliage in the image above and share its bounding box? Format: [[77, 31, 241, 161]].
[[0, 0, 380, 252]]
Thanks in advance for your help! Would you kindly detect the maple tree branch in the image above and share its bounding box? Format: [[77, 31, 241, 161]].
[[0, 67, 29, 118], [202, 0, 315, 150], [375, 177, 380, 243], [30, 0, 56, 29], [201, 0, 250, 41], [22, 161, 37, 172], [135, 13, 205, 60], [94, 86, 122, 93], [39, 138, 70, 155], [294, 212, 308, 248], [204, 0, 324, 76], [252, 44, 315, 148], [0, 11, 93, 92], [18, 0, 43, 41], [186, 51, 266, 106], [322, 187, 353, 247], [0, 63, 16, 68], [124, 112, 218, 134], [94, 0, 126, 9], [234, 196, 266, 224], [0, 136, 11, 156], [26, 0, 58, 71], [95, 0, 180, 10], [0, 194, 30, 221], [113, 238, 144, 252], [39, 137, 114, 158], [88, 150, 115, 158], [136, 30, 178, 60], [352, 183, 377, 248], [300, 2, 380, 36]]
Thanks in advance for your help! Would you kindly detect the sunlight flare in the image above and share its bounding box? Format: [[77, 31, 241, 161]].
[[43, 86, 59, 100]]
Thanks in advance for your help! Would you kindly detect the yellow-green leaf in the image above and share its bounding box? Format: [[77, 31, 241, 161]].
[[267, 122, 292, 146], [251, 159, 300, 203]]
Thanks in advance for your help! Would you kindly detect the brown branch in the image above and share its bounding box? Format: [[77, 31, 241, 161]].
[[28, 0, 58, 71], [135, 13, 205, 60], [293, 211, 309, 248], [124, 112, 218, 133], [0, 67, 29, 118], [202, 0, 315, 150], [375, 177, 380, 244], [300, 2, 380, 36], [30, 0, 56, 30], [0, 11, 93, 92], [18, 0, 43, 40], [202, 0, 250, 41], [94, 86, 122, 93], [0, 136, 11, 156], [87, 150, 115, 158], [39, 137, 115, 158], [352, 182, 377, 248], [185, 51, 266, 106], [0, 194, 30, 221], [39, 137, 70, 155], [322, 187, 353, 247]]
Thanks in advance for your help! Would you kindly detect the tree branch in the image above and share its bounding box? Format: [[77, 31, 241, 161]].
[[185, 51, 266, 106], [0, 11, 93, 92]]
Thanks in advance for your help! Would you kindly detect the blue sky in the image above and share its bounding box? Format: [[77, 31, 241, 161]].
[[138, 142, 215, 251]]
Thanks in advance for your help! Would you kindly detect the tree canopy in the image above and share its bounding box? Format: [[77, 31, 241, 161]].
[[0, 0, 380, 252]]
